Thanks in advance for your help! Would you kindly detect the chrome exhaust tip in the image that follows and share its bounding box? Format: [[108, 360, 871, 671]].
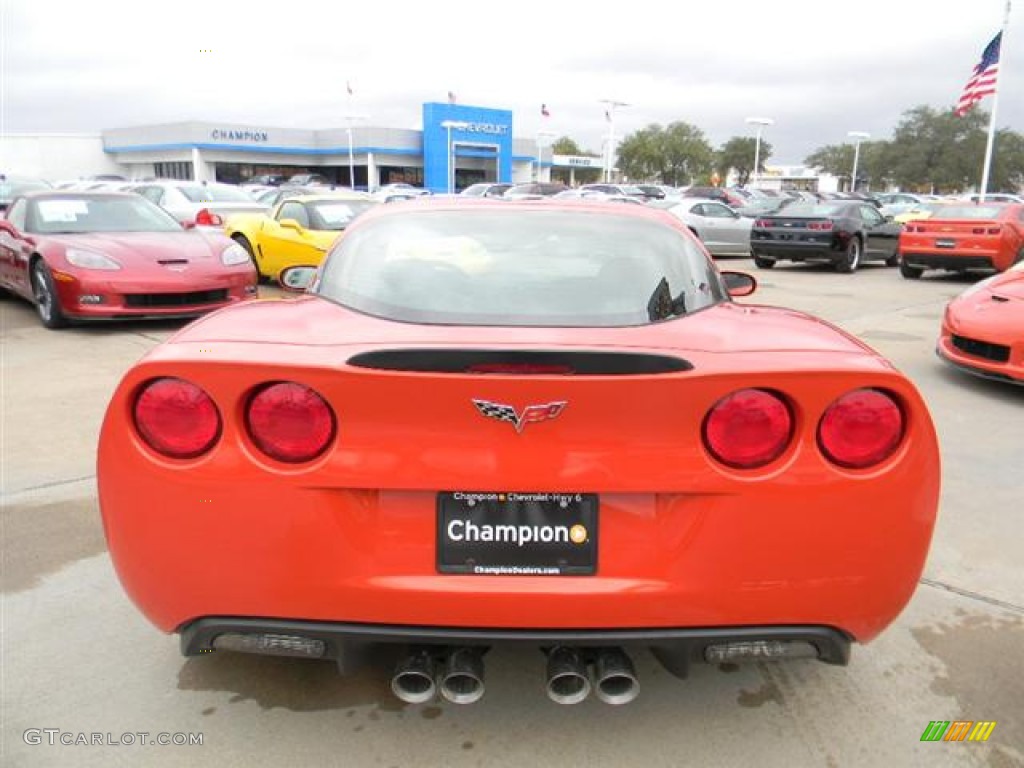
[[545, 646, 592, 705], [439, 648, 485, 705], [390, 649, 437, 704], [593, 648, 640, 705]]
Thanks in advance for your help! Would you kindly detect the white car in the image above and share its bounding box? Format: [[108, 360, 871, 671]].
[[132, 181, 268, 229], [653, 197, 754, 257]]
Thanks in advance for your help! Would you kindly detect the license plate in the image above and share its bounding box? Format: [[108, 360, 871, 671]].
[[936, 238, 956, 248], [437, 492, 598, 575]]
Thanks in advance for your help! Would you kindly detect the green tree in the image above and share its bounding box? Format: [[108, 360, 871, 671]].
[[804, 141, 893, 191], [616, 122, 713, 185], [717, 136, 773, 186]]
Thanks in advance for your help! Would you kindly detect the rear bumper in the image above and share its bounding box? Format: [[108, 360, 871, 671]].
[[750, 240, 840, 261], [900, 252, 996, 271], [180, 617, 852, 675]]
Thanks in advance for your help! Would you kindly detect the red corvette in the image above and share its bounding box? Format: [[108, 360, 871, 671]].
[[0, 191, 257, 328], [938, 260, 1024, 385], [899, 202, 1024, 278], [98, 201, 940, 706]]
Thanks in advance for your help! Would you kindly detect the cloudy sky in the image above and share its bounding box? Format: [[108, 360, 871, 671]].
[[3, 0, 1022, 164]]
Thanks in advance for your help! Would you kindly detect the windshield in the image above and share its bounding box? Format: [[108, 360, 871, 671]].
[[27, 195, 182, 233], [316, 209, 726, 326], [308, 200, 378, 230], [177, 184, 255, 203]]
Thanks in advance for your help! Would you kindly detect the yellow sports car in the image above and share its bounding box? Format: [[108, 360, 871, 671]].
[[893, 201, 952, 225], [225, 193, 378, 279]]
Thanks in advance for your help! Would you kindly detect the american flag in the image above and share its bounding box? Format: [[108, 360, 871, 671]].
[[955, 31, 1001, 117]]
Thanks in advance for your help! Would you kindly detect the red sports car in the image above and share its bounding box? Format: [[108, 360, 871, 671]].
[[0, 191, 257, 328], [899, 202, 1024, 278], [938, 260, 1024, 385], [98, 200, 940, 706]]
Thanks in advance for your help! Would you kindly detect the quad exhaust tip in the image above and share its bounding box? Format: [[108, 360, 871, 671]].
[[593, 647, 640, 706], [545, 646, 592, 705], [438, 647, 486, 704], [390, 649, 438, 704]]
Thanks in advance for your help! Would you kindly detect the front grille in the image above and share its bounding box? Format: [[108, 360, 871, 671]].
[[124, 289, 228, 308], [952, 334, 1011, 363]]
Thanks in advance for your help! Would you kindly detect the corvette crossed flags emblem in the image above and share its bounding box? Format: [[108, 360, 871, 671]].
[[472, 399, 567, 433]]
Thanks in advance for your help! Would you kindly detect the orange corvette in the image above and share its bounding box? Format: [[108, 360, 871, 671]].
[[899, 202, 1024, 278], [938, 260, 1024, 385], [98, 201, 940, 706]]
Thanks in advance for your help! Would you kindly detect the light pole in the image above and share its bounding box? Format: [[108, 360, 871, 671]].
[[599, 99, 629, 183], [342, 114, 368, 189], [440, 120, 469, 194], [848, 131, 870, 193], [536, 130, 556, 182], [745, 116, 774, 187]]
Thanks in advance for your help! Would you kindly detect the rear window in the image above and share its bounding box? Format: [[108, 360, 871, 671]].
[[776, 203, 848, 217], [931, 205, 1005, 219], [316, 209, 726, 326], [177, 185, 254, 203]]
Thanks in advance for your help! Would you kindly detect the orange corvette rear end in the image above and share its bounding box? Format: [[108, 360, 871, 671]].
[[899, 202, 1024, 278], [98, 201, 940, 705]]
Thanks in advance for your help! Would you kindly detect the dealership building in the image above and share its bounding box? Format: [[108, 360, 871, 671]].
[[2, 102, 570, 193]]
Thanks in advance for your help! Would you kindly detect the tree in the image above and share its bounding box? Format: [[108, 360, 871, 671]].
[[616, 122, 713, 185], [716, 136, 773, 186], [804, 141, 892, 191]]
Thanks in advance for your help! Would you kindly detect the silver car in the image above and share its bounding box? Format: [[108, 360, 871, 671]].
[[133, 181, 268, 229], [654, 197, 753, 257]]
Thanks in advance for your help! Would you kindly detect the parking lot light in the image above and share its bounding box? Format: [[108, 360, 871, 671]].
[[848, 131, 871, 193]]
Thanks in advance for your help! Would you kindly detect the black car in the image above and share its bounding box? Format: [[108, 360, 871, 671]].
[[750, 201, 902, 273]]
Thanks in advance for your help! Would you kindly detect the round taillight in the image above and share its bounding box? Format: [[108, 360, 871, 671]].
[[703, 389, 793, 469], [818, 389, 904, 469], [246, 382, 335, 463], [134, 377, 221, 459]]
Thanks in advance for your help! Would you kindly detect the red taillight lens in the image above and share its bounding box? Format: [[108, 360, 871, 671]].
[[195, 208, 224, 227], [987, 227, 1001, 235], [703, 389, 793, 469], [134, 377, 221, 458], [246, 382, 335, 463], [754, 218, 771, 228], [807, 221, 834, 231], [818, 389, 904, 469]]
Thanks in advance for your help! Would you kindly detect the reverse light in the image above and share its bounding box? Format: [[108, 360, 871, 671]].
[[213, 633, 326, 658], [818, 389, 904, 469], [65, 248, 121, 270], [703, 388, 793, 469], [246, 382, 335, 463], [705, 640, 819, 662], [195, 208, 224, 227], [134, 378, 221, 459]]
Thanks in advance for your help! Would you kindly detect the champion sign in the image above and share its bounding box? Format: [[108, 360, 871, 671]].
[[446, 519, 583, 547], [210, 129, 269, 142]]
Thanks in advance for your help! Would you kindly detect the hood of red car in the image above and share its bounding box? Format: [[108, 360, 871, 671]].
[[47, 231, 230, 267], [986, 269, 1024, 300]]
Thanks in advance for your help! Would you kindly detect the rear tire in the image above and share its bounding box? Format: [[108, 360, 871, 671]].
[[752, 254, 775, 269], [835, 238, 861, 273], [32, 259, 68, 329], [885, 251, 900, 267], [899, 261, 924, 279]]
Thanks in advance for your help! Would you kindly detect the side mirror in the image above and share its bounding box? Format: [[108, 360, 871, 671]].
[[721, 270, 757, 297], [278, 265, 318, 292], [278, 218, 304, 232]]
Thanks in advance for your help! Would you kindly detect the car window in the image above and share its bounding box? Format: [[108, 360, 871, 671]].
[[6, 198, 28, 230], [177, 184, 254, 203], [27, 195, 182, 234], [308, 200, 378, 230], [136, 186, 164, 205], [703, 203, 735, 219], [860, 206, 883, 224], [316, 209, 726, 327], [277, 202, 310, 227]]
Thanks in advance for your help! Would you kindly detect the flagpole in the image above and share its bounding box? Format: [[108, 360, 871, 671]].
[[978, 0, 1011, 201]]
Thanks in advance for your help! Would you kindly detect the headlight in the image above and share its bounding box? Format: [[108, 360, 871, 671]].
[[221, 243, 251, 266], [65, 248, 121, 270]]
